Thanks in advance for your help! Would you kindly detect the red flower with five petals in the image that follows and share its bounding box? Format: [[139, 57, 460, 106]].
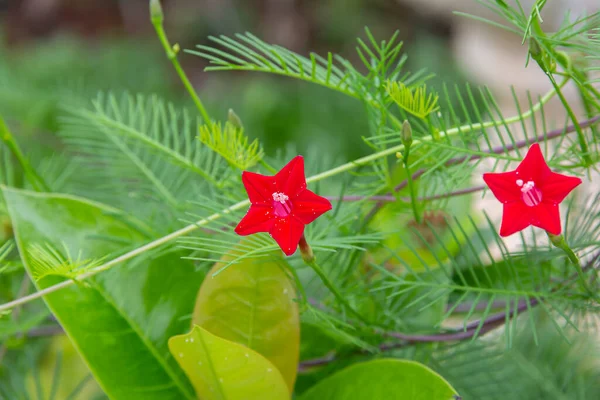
[[483, 143, 581, 237], [235, 156, 332, 255]]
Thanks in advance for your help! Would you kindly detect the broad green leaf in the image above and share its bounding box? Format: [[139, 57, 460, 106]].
[[300, 359, 459, 400], [168, 325, 289, 400], [2, 187, 204, 400], [192, 250, 299, 392]]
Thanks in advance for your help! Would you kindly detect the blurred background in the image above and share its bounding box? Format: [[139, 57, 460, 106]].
[[0, 0, 598, 398], [0, 0, 466, 162]]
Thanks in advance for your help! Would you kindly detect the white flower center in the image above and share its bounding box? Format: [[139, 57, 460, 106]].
[[517, 179, 542, 207], [272, 192, 292, 217], [272, 192, 289, 203]]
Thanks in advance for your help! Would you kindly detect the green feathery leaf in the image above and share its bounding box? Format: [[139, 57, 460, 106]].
[[386, 82, 440, 120], [198, 121, 264, 170], [27, 242, 105, 281]]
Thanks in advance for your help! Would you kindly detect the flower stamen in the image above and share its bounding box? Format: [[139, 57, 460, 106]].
[[272, 192, 289, 203], [520, 180, 542, 207], [272, 192, 292, 217]]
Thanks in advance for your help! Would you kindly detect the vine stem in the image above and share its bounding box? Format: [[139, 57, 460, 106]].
[[546, 73, 592, 166], [0, 35, 580, 314], [529, 17, 592, 166], [0, 198, 249, 312], [150, 2, 211, 124], [548, 233, 598, 300], [326, 185, 487, 203], [299, 236, 368, 323]]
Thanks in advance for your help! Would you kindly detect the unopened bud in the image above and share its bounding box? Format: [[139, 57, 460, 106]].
[[228, 109, 244, 130], [401, 120, 413, 148], [150, 0, 163, 23], [298, 236, 315, 264], [528, 37, 542, 59], [555, 50, 571, 71]]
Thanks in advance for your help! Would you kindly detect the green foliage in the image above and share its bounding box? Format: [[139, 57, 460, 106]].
[[187, 32, 359, 98], [192, 246, 300, 391], [198, 121, 264, 170], [299, 359, 458, 400], [168, 325, 289, 400], [1, 0, 600, 398], [386, 82, 440, 119], [58, 92, 230, 229], [27, 243, 104, 282], [2, 187, 203, 399]]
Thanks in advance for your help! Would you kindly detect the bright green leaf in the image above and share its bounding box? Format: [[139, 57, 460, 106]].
[[386, 81, 440, 119], [192, 249, 299, 392], [198, 121, 264, 170], [2, 187, 204, 400], [300, 359, 459, 400], [168, 325, 289, 400]]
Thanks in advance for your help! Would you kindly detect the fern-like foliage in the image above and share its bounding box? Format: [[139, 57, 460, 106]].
[[186, 29, 433, 103], [187, 32, 359, 98], [27, 242, 104, 281], [386, 82, 440, 119], [366, 192, 600, 345], [58, 93, 233, 229], [199, 121, 264, 170]]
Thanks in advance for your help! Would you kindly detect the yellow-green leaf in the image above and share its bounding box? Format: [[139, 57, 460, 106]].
[[300, 359, 459, 400], [192, 249, 299, 392], [198, 121, 263, 170], [386, 81, 439, 119], [168, 325, 289, 400]]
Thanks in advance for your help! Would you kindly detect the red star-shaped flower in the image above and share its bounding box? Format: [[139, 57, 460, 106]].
[[483, 143, 582, 237], [234, 155, 332, 256]]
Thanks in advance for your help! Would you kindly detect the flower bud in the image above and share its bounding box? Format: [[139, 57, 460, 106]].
[[554, 51, 571, 71], [228, 108, 244, 130], [150, 0, 163, 23], [298, 236, 315, 264], [528, 37, 542, 59]]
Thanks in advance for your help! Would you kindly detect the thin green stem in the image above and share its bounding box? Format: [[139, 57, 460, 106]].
[[529, 17, 592, 166], [0, 117, 49, 192], [306, 259, 368, 323], [563, 248, 596, 300], [573, 69, 600, 147], [402, 149, 421, 223], [151, 12, 211, 124], [545, 73, 592, 166], [548, 233, 597, 300], [308, 83, 559, 184], [0, 75, 565, 312], [0, 196, 250, 312], [298, 235, 368, 322]]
